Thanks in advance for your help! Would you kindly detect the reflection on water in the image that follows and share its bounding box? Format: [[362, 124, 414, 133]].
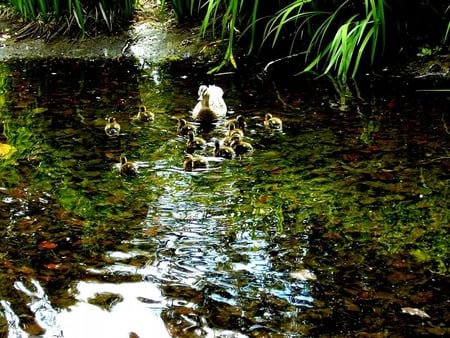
[[0, 58, 449, 337]]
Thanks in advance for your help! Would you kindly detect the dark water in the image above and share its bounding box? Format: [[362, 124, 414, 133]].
[[0, 58, 449, 337]]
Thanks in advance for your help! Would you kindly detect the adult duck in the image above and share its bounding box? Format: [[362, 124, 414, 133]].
[[192, 85, 227, 121]]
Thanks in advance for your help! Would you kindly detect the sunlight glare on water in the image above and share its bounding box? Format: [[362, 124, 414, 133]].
[[57, 282, 170, 338]]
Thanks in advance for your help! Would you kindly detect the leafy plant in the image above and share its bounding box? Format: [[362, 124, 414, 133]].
[[164, 0, 448, 80], [417, 46, 442, 58]]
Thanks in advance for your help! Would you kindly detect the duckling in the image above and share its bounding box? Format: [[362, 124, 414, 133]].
[[220, 135, 233, 146], [177, 118, 195, 136], [230, 134, 254, 155], [135, 105, 154, 122], [225, 122, 244, 138], [264, 113, 283, 130], [186, 131, 207, 154], [183, 154, 209, 172], [105, 117, 120, 137], [214, 139, 235, 159], [226, 115, 247, 130], [119, 156, 138, 176]]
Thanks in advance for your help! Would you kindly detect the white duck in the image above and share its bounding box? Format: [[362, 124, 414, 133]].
[[192, 85, 227, 120]]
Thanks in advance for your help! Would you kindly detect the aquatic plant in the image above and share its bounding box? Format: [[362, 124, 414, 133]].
[[7, 0, 137, 39]]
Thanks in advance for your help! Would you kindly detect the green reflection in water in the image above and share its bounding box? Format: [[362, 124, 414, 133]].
[[0, 58, 448, 337]]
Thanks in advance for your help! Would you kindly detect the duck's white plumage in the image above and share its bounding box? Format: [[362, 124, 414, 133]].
[[192, 85, 227, 120]]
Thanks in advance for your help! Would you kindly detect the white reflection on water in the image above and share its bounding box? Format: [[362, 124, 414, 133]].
[[6, 279, 170, 338], [58, 281, 170, 338]]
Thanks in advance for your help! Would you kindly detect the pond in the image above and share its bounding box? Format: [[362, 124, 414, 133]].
[[0, 57, 449, 337]]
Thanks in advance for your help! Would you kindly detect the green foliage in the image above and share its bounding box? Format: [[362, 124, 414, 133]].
[[164, 0, 448, 80], [417, 46, 442, 58], [7, 0, 137, 37]]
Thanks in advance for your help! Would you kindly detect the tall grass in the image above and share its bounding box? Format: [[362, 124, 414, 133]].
[[260, 0, 387, 81], [165, 0, 448, 80], [8, 0, 137, 38]]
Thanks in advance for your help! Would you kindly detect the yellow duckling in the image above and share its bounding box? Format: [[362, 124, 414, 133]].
[[226, 115, 247, 130], [220, 135, 233, 146], [264, 113, 283, 130], [226, 122, 244, 138], [177, 118, 195, 136], [105, 117, 121, 137], [183, 154, 209, 172], [136, 105, 154, 122], [186, 131, 207, 154], [214, 139, 235, 159], [230, 134, 254, 155], [119, 156, 138, 176]]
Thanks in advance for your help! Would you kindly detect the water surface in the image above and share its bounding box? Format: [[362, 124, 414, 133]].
[[0, 58, 449, 337]]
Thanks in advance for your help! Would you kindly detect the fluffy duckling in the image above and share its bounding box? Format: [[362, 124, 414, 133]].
[[264, 113, 283, 130], [226, 115, 247, 130], [214, 139, 235, 159], [177, 118, 195, 136], [135, 105, 154, 122], [119, 156, 138, 176], [186, 131, 207, 154], [105, 117, 120, 137], [226, 122, 244, 138], [183, 154, 209, 172], [230, 134, 254, 155], [220, 135, 233, 146]]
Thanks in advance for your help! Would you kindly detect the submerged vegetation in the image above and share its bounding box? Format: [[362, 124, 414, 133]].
[[0, 58, 449, 336]]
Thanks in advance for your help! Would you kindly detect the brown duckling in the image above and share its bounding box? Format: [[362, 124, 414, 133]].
[[230, 134, 254, 155], [226, 115, 247, 130], [264, 113, 283, 130], [119, 156, 138, 176], [186, 131, 207, 153], [177, 118, 195, 136], [105, 117, 121, 137], [214, 139, 235, 159], [135, 105, 154, 122], [183, 154, 209, 172], [225, 122, 244, 138], [220, 135, 233, 146]]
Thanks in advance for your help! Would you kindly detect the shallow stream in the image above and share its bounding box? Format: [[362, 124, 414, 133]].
[[0, 58, 449, 337]]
